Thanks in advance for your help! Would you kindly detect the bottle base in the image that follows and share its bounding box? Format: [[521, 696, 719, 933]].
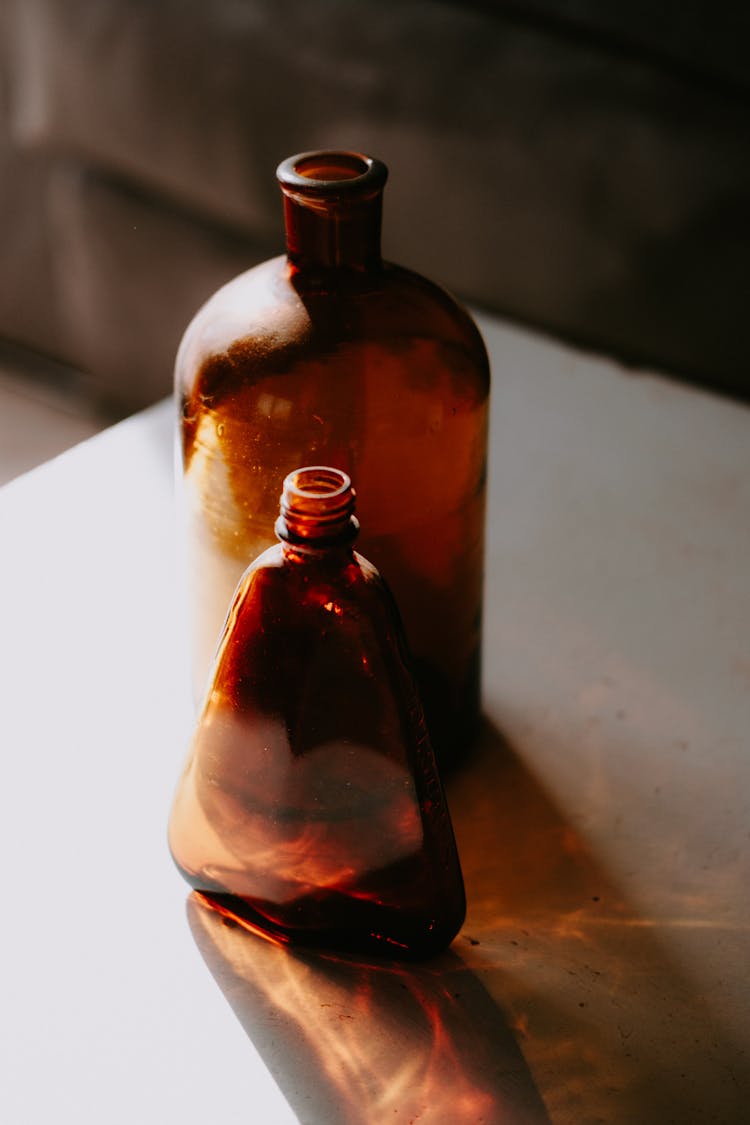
[[190, 885, 464, 963]]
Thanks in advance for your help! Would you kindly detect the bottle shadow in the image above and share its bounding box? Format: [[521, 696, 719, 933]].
[[446, 720, 749, 1123], [185, 720, 748, 1123], [188, 894, 550, 1125]]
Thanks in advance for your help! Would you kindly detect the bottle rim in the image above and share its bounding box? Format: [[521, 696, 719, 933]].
[[276, 151, 388, 197], [276, 466, 359, 546]]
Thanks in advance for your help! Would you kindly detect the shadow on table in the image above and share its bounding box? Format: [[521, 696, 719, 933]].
[[189, 893, 548, 1124], [186, 720, 748, 1124]]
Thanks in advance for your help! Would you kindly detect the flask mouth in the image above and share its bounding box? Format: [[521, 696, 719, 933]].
[[277, 151, 388, 198], [276, 466, 359, 546]]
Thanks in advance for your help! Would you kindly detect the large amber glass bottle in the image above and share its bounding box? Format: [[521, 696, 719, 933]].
[[169, 467, 466, 960], [176, 151, 490, 762]]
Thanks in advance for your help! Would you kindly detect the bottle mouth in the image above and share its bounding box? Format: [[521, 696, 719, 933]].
[[277, 150, 388, 197], [276, 466, 359, 546]]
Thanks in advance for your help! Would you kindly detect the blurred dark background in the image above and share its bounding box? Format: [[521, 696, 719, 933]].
[[1, 0, 749, 421]]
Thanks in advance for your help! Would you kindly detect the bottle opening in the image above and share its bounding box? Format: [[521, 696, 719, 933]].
[[277, 466, 358, 545], [295, 153, 369, 182], [284, 466, 351, 503], [277, 150, 388, 196]]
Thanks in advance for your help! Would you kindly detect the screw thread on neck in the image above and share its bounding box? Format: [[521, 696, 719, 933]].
[[275, 466, 359, 547]]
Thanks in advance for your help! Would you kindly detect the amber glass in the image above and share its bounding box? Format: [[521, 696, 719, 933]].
[[168, 467, 466, 960], [176, 150, 490, 763]]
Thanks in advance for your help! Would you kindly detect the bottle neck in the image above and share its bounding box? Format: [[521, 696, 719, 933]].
[[275, 466, 359, 553], [277, 151, 387, 274]]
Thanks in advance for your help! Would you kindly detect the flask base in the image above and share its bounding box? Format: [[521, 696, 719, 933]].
[[189, 883, 463, 963]]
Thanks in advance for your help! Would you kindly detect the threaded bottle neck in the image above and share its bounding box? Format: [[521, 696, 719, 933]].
[[275, 467, 359, 548], [276, 151, 387, 273]]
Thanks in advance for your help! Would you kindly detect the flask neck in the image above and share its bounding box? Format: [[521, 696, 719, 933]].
[[275, 466, 359, 553], [277, 151, 387, 273]]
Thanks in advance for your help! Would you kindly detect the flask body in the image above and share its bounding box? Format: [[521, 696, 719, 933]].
[[168, 537, 467, 960], [178, 255, 489, 761]]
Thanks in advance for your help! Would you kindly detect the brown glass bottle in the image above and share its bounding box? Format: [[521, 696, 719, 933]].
[[176, 150, 490, 763], [168, 467, 467, 960]]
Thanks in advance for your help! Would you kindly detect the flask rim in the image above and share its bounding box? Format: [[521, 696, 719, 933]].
[[277, 151, 388, 197], [276, 466, 359, 547]]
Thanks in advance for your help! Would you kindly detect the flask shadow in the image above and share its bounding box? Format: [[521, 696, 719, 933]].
[[187, 892, 551, 1125]]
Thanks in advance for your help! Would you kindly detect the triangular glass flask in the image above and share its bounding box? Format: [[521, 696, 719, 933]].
[[169, 467, 466, 960]]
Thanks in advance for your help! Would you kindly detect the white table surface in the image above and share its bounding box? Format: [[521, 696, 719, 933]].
[[2, 313, 748, 1124]]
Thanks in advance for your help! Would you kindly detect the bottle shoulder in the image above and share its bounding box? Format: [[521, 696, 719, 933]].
[[238, 545, 384, 605], [175, 255, 489, 400], [175, 256, 298, 389], [214, 546, 399, 679], [379, 262, 488, 359], [240, 546, 397, 622]]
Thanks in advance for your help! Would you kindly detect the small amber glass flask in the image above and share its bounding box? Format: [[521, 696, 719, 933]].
[[168, 467, 466, 960]]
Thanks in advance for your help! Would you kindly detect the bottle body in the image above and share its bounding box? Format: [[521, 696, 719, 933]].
[[176, 151, 490, 762], [168, 484, 467, 960], [178, 258, 489, 760]]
